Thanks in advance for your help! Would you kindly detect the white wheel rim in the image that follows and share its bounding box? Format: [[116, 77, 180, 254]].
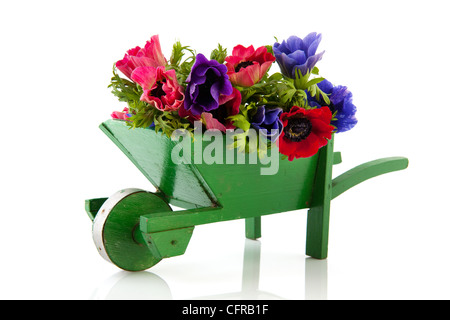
[[92, 188, 145, 264]]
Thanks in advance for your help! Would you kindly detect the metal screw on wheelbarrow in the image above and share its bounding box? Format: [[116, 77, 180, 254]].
[[85, 119, 408, 271]]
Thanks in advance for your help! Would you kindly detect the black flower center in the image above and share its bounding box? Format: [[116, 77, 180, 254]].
[[235, 61, 254, 72], [284, 117, 312, 142], [151, 81, 166, 98], [197, 69, 219, 105]]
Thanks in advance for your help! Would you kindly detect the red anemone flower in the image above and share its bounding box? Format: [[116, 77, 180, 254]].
[[225, 45, 276, 87], [278, 106, 334, 160]]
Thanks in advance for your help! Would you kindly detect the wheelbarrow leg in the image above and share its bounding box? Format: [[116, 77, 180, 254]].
[[306, 137, 334, 259], [245, 216, 261, 240]]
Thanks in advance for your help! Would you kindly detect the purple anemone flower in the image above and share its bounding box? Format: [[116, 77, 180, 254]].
[[273, 33, 325, 78], [251, 106, 283, 139], [309, 79, 358, 133], [184, 53, 233, 116]]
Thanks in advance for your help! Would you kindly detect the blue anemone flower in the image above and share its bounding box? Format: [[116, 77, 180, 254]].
[[273, 33, 325, 78], [250, 106, 283, 139], [309, 79, 358, 133]]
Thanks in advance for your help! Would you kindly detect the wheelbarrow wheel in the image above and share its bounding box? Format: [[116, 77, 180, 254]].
[[92, 188, 172, 271]]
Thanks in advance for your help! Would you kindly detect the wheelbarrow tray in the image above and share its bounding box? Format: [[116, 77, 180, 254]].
[[100, 119, 320, 215]]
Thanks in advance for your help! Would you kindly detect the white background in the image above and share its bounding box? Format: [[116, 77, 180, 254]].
[[0, 0, 449, 300]]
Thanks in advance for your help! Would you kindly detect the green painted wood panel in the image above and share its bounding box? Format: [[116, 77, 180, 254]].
[[102, 120, 319, 230], [100, 120, 216, 208]]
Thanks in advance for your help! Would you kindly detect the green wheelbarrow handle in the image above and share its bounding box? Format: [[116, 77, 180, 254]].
[[331, 156, 409, 200]]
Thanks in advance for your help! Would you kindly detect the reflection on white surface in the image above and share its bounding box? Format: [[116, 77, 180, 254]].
[[90, 271, 172, 300], [305, 257, 328, 300], [91, 239, 328, 300]]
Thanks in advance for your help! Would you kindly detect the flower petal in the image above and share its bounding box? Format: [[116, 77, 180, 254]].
[[141, 35, 167, 67], [274, 52, 298, 78], [317, 78, 334, 94], [232, 44, 255, 59], [307, 38, 321, 56], [302, 32, 321, 50], [252, 106, 266, 125], [263, 108, 282, 125], [185, 53, 234, 115], [286, 36, 302, 53], [131, 66, 157, 90], [278, 134, 297, 158], [202, 112, 227, 132], [229, 67, 255, 87], [296, 134, 321, 158], [305, 51, 325, 74]]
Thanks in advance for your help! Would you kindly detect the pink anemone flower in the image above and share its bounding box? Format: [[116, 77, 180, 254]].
[[116, 35, 167, 80], [111, 107, 131, 121], [131, 66, 184, 112], [225, 45, 276, 87]]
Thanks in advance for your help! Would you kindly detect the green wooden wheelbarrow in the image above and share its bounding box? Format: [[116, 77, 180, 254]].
[[85, 119, 408, 271]]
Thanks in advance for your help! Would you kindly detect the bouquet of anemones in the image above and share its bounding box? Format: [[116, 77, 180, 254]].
[[109, 33, 357, 161]]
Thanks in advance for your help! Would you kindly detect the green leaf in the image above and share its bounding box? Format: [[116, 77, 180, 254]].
[[293, 68, 310, 90], [169, 41, 195, 67], [169, 41, 184, 66], [108, 66, 142, 104], [268, 72, 283, 82], [227, 114, 251, 131], [305, 77, 325, 88], [241, 87, 256, 103], [280, 88, 297, 104], [320, 89, 331, 105], [167, 41, 196, 85], [129, 106, 158, 129], [210, 43, 227, 64], [310, 84, 331, 106], [228, 131, 248, 153], [226, 129, 275, 160]]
